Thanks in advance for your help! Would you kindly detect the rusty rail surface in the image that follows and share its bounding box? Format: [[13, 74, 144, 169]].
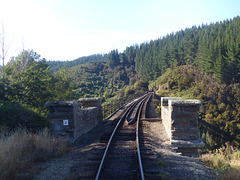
[[95, 92, 152, 180]]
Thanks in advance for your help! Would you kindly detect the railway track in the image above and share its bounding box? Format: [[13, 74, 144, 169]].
[[95, 92, 153, 180]]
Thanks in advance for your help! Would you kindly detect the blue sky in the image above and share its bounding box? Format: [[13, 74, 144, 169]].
[[0, 0, 239, 63]]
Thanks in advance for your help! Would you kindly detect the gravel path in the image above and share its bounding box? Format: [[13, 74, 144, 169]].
[[18, 96, 216, 180], [143, 120, 216, 179]]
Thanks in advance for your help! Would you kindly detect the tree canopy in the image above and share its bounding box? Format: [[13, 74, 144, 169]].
[[122, 16, 240, 84], [0, 50, 76, 130], [107, 49, 120, 67]]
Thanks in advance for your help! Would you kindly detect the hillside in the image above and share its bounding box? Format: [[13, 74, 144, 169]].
[[48, 16, 240, 87], [47, 54, 107, 72], [150, 65, 240, 149], [66, 62, 139, 99], [121, 16, 240, 84]]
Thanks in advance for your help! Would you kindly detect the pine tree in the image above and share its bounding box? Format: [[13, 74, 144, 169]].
[[107, 49, 120, 68]]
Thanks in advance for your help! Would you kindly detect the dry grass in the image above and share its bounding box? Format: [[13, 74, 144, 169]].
[[200, 143, 240, 179], [0, 128, 67, 180]]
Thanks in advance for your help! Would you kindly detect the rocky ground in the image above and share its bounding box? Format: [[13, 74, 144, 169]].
[[16, 96, 216, 180]]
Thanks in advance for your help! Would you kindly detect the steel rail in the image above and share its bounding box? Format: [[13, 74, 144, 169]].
[[95, 94, 148, 180], [125, 96, 141, 122], [136, 92, 152, 180]]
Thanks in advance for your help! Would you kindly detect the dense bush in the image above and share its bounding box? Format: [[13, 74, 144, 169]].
[[67, 61, 139, 99], [0, 103, 48, 131], [153, 65, 240, 149], [0, 50, 76, 131]]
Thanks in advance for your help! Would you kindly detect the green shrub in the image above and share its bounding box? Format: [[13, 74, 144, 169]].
[[133, 79, 149, 91], [0, 103, 48, 131], [155, 65, 240, 149], [124, 88, 135, 96]]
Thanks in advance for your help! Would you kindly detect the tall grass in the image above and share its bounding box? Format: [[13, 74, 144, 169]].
[[0, 128, 67, 180], [200, 143, 240, 179]]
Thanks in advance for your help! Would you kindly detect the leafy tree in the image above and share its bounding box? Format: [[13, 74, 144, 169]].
[[1, 50, 78, 130], [4, 50, 52, 107], [52, 67, 75, 100]]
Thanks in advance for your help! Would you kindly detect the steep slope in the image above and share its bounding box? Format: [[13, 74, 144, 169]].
[[151, 65, 240, 149]]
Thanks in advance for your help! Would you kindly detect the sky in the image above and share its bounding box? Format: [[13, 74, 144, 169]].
[[0, 0, 239, 63]]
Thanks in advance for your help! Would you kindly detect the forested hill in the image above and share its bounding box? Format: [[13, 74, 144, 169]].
[[47, 54, 107, 72], [122, 16, 240, 84], [47, 16, 240, 83]]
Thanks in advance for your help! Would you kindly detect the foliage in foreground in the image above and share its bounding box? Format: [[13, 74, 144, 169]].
[[0, 102, 48, 131], [0, 50, 76, 130], [0, 128, 67, 180], [2, 50, 75, 106], [201, 143, 240, 179]]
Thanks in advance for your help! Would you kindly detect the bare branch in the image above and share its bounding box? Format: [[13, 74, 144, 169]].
[[0, 24, 11, 74]]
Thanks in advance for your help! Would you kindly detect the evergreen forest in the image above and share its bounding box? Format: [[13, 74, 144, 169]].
[[1, 16, 240, 150]]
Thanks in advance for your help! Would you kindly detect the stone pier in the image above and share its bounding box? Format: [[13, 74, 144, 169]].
[[161, 97, 204, 156], [45, 98, 102, 143]]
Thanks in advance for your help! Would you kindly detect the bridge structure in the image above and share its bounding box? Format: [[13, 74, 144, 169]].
[[45, 93, 146, 142], [45, 93, 209, 179], [46, 93, 204, 156]]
